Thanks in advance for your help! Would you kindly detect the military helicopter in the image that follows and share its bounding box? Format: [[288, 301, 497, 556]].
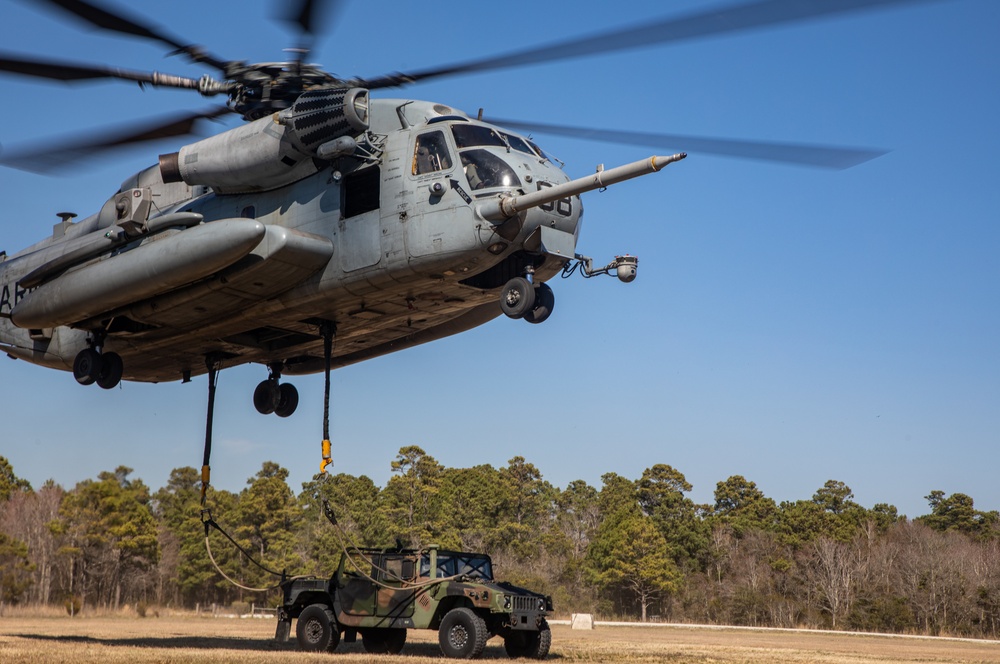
[[0, 0, 916, 420]]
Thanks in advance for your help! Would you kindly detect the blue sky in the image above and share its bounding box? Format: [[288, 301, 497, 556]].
[[0, 0, 996, 518]]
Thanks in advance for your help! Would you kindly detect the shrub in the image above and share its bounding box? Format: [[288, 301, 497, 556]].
[[64, 595, 82, 617]]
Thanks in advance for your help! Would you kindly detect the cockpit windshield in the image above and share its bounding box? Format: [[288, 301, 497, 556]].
[[452, 124, 538, 157], [460, 149, 520, 190]]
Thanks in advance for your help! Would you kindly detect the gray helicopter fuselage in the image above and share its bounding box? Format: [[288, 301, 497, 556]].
[[0, 98, 583, 383]]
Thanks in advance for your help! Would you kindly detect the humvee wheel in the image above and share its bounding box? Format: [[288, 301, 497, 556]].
[[362, 627, 407, 654], [504, 618, 551, 659], [296, 604, 340, 652], [439, 607, 488, 659]]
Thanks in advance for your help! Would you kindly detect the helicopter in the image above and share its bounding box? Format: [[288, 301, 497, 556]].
[[0, 0, 926, 421]]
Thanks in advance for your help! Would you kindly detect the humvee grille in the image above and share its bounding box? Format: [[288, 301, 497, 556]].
[[511, 595, 538, 612]]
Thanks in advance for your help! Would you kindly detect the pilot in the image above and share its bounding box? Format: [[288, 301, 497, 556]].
[[461, 153, 484, 190], [415, 145, 435, 174]]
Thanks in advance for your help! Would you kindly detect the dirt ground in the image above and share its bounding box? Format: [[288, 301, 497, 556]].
[[1, 615, 998, 664]]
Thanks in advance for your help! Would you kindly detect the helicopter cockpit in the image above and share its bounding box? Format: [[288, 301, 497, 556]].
[[412, 120, 550, 193], [453, 123, 538, 191]]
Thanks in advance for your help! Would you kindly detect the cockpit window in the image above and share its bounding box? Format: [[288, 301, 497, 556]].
[[526, 139, 548, 160], [452, 124, 537, 156], [452, 124, 506, 150], [412, 131, 453, 175], [460, 149, 521, 190], [504, 133, 536, 156]]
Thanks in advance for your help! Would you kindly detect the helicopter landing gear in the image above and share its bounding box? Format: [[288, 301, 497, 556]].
[[72, 345, 124, 389], [524, 282, 555, 324], [500, 277, 555, 324], [500, 277, 535, 319], [253, 364, 299, 417]]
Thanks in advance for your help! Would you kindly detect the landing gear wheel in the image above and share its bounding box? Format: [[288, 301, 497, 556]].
[[275, 383, 299, 418], [439, 607, 487, 659], [362, 628, 406, 654], [503, 619, 551, 659], [73, 348, 101, 386], [296, 604, 340, 652], [524, 283, 555, 325], [253, 380, 279, 415], [96, 352, 123, 389], [500, 277, 535, 319]]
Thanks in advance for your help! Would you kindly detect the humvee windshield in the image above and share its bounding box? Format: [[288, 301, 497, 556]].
[[420, 552, 494, 581]]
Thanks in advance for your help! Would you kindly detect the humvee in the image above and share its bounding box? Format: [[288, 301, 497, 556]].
[[276, 544, 552, 658]]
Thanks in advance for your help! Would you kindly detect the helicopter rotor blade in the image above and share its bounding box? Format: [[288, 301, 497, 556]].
[[0, 52, 206, 90], [486, 118, 887, 170], [359, 0, 945, 89], [28, 0, 231, 71], [0, 107, 230, 174], [278, 0, 344, 66], [281, 0, 343, 38]]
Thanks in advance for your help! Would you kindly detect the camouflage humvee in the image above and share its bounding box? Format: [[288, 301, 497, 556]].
[[276, 544, 552, 658]]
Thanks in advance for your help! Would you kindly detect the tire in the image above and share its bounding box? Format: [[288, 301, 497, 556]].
[[275, 382, 299, 418], [253, 380, 278, 415], [500, 277, 535, 319], [533, 620, 552, 659], [523, 283, 555, 325], [73, 348, 101, 386], [384, 628, 407, 654], [296, 604, 340, 652], [503, 619, 551, 659], [96, 352, 124, 389], [362, 628, 406, 654], [439, 607, 488, 659]]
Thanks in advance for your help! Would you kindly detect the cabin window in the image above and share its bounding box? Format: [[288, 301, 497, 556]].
[[342, 166, 380, 218], [412, 131, 453, 175]]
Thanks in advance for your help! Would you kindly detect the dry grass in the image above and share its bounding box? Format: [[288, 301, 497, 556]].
[[1, 614, 999, 664]]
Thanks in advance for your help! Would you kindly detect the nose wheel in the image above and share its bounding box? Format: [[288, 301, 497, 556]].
[[253, 365, 299, 417], [500, 277, 555, 324], [73, 347, 124, 389]]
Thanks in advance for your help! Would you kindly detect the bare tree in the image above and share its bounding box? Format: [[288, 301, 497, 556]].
[[810, 536, 866, 629], [0, 483, 64, 605]]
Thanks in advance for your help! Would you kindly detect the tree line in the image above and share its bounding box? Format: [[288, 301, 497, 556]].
[[1, 449, 998, 637]]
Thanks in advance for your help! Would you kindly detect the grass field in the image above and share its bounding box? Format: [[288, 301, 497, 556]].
[[1, 613, 999, 663]]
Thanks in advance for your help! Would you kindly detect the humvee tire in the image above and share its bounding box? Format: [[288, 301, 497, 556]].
[[362, 627, 407, 654], [296, 603, 340, 652], [439, 607, 488, 659], [504, 618, 551, 659]]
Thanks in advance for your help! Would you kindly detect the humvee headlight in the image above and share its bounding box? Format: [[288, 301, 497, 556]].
[[503, 595, 511, 610], [537, 598, 546, 611]]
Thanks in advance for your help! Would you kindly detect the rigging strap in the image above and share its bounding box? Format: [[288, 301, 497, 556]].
[[320, 321, 335, 474], [200, 358, 220, 506]]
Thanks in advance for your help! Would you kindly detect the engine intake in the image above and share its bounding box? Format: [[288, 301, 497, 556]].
[[160, 88, 369, 194]]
